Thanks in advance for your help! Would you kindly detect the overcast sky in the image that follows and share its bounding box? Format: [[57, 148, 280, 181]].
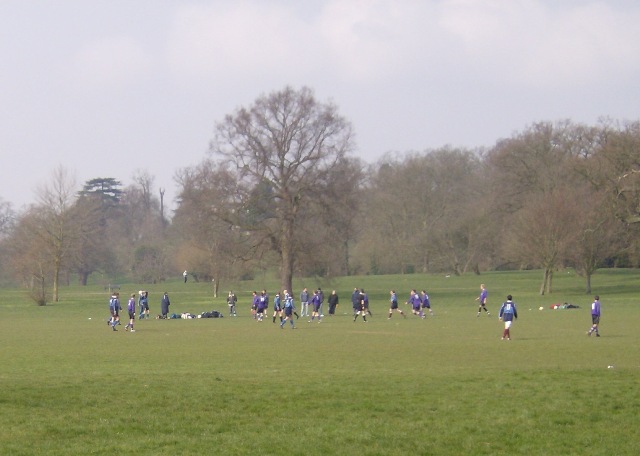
[[1, 0, 639, 211]]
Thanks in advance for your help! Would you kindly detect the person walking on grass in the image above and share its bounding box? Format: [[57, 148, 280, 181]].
[[353, 290, 368, 323], [408, 290, 423, 318], [125, 293, 136, 332], [251, 291, 259, 319], [300, 288, 310, 318], [476, 283, 490, 317], [227, 291, 237, 317], [138, 290, 145, 319], [421, 290, 434, 317], [317, 287, 325, 316], [587, 295, 601, 337], [388, 290, 407, 319], [108, 293, 121, 331], [280, 291, 296, 329], [272, 292, 283, 323], [499, 295, 518, 340], [256, 290, 268, 322], [138, 291, 149, 320], [328, 290, 339, 316], [161, 292, 170, 319], [361, 289, 372, 316], [309, 290, 322, 323]]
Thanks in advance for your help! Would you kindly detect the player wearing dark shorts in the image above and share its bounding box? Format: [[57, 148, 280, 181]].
[[125, 293, 136, 332], [388, 290, 406, 319], [280, 291, 296, 329], [272, 292, 283, 323], [309, 290, 322, 323]]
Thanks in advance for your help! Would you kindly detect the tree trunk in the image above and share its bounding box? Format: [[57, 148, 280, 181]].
[[539, 268, 549, 295], [53, 258, 60, 302], [585, 273, 592, 294]]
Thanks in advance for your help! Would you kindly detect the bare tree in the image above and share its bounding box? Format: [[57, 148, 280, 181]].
[[30, 167, 78, 302], [506, 189, 580, 295], [210, 86, 354, 292]]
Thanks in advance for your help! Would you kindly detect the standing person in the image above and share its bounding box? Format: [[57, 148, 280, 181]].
[[251, 291, 260, 319], [421, 290, 434, 316], [227, 291, 237, 317], [587, 295, 601, 337], [125, 293, 136, 332], [361, 289, 372, 316], [352, 288, 362, 318], [353, 290, 368, 322], [300, 288, 310, 318], [272, 292, 283, 323], [108, 293, 121, 331], [280, 290, 296, 329], [498, 294, 518, 340], [327, 290, 339, 316], [139, 291, 149, 320], [408, 290, 423, 318], [161, 292, 170, 319], [138, 290, 145, 319], [183, 270, 188, 283], [476, 283, 490, 317], [309, 290, 322, 323], [317, 287, 325, 317], [388, 290, 406, 319], [256, 290, 268, 322]]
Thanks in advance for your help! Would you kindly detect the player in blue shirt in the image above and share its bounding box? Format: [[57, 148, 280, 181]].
[[476, 283, 490, 317], [408, 290, 423, 318], [388, 290, 406, 319], [272, 292, 283, 323], [421, 290, 434, 317], [125, 293, 136, 332], [309, 290, 322, 323], [587, 295, 601, 337], [498, 295, 518, 340], [280, 291, 296, 329], [108, 293, 121, 331]]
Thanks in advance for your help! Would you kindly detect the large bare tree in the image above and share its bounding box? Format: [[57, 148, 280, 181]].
[[33, 167, 78, 302], [209, 86, 354, 292]]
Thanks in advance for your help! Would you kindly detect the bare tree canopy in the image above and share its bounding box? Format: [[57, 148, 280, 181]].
[[209, 86, 354, 292]]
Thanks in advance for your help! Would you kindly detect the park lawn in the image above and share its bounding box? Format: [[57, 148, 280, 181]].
[[0, 269, 638, 455]]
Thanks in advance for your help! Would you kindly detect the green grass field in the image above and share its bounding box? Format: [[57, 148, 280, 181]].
[[1, 269, 639, 455]]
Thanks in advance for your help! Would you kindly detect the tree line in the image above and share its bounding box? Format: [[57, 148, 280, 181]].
[[1, 87, 639, 302]]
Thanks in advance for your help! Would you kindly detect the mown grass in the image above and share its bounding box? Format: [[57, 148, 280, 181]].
[[0, 269, 639, 455]]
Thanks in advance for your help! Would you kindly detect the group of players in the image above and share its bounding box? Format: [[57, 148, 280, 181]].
[[109, 282, 601, 341]]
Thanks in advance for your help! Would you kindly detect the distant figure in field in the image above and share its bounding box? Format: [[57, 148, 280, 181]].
[[139, 290, 149, 319], [280, 291, 296, 329], [227, 291, 237, 317], [476, 283, 490, 317], [328, 290, 339, 316], [183, 270, 188, 283], [421, 290, 434, 316], [272, 292, 283, 323], [498, 295, 518, 340], [300, 288, 310, 318], [388, 290, 406, 319], [109, 293, 121, 331], [408, 289, 423, 318], [125, 293, 136, 332], [161, 292, 170, 318], [353, 290, 368, 323], [587, 295, 601, 337], [309, 290, 322, 323], [351, 288, 361, 317]]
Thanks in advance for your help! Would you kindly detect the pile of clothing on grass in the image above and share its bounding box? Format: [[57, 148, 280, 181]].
[[549, 302, 580, 310], [160, 310, 224, 319]]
